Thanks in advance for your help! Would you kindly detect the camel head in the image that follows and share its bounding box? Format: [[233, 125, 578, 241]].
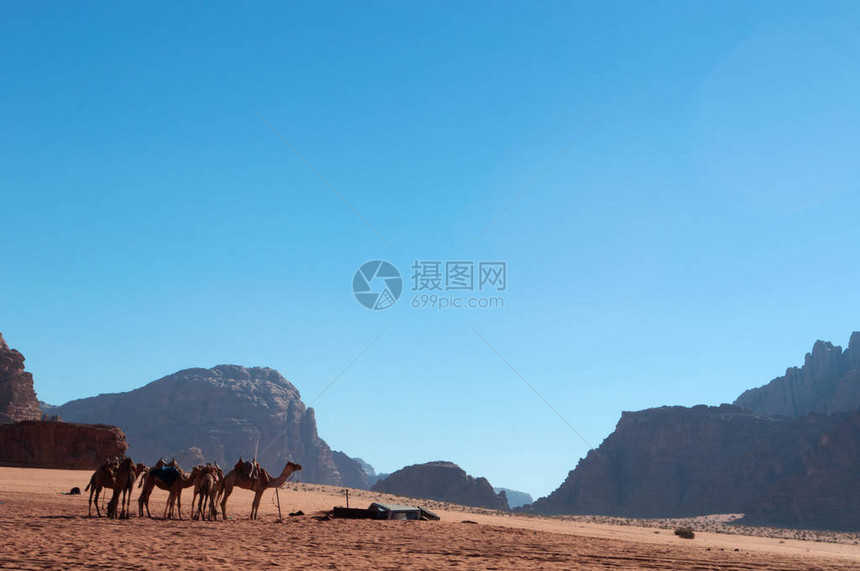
[[286, 461, 302, 472]]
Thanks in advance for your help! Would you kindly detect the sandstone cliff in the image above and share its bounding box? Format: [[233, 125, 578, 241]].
[[528, 333, 860, 530], [0, 333, 41, 423], [54, 365, 363, 485], [372, 461, 509, 510], [734, 333, 860, 417], [528, 405, 860, 529], [529, 405, 824, 517], [0, 420, 128, 469]]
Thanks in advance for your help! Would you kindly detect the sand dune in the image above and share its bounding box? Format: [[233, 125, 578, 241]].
[[1, 467, 858, 570]]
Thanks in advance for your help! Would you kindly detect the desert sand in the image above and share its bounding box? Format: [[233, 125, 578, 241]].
[[1, 467, 858, 570]]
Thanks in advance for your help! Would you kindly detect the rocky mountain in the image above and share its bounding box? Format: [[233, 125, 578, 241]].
[[494, 487, 533, 509], [529, 405, 839, 516], [372, 461, 509, 510], [332, 450, 371, 489], [54, 365, 365, 485], [0, 333, 41, 424], [0, 420, 128, 469], [735, 333, 860, 417], [351, 457, 387, 486], [528, 333, 860, 530]]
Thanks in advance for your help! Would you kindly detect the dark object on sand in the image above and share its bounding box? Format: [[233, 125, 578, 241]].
[[69, 487, 81, 495], [289, 510, 304, 516], [674, 527, 695, 539], [333, 503, 439, 521]]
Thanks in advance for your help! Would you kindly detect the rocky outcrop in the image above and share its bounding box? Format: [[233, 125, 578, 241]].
[[494, 487, 533, 509], [54, 365, 364, 485], [741, 409, 860, 531], [0, 333, 41, 424], [0, 420, 128, 469], [734, 333, 860, 417], [332, 451, 371, 489], [527, 333, 860, 530], [528, 404, 860, 530], [372, 461, 509, 510], [351, 457, 387, 486]]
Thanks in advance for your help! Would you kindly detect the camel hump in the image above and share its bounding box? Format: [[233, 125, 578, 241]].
[[233, 458, 263, 482]]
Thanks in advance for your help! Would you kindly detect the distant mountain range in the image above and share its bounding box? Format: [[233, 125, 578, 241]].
[[494, 487, 533, 509], [10, 328, 860, 529], [527, 333, 860, 531]]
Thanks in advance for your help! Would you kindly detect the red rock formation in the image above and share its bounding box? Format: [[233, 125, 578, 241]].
[[372, 461, 509, 510], [0, 420, 128, 469], [0, 333, 41, 424]]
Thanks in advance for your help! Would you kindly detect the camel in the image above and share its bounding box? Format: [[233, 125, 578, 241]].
[[138, 464, 198, 519], [192, 465, 221, 521], [163, 465, 205, 519], [85, 457, 121, 517], [219, 458, 302, 520], [105, 458, 147, 519], [191, 463, 223, 520]]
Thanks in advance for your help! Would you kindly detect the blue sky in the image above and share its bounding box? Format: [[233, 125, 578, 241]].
[[2, 2, 859, 498]]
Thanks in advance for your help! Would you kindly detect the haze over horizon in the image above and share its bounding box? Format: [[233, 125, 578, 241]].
[[2, 2, 859, 498]]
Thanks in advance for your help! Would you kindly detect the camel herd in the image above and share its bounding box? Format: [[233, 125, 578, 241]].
[[84, 456, 302, 521]]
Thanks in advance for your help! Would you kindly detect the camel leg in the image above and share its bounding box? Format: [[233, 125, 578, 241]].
[[140, 483, 154, 518], [94, 487, 102, 518], [176, 491, 183, 520], [251, 490, 263, 520], [138, 487, 148, 518], [123, 488, 131, 519], [166, 492, 174, 519], [220, 483, 232, 520], [88, 487, 95, 517]]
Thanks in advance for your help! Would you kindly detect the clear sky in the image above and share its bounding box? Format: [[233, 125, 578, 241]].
[[2, 2, 859, 498]]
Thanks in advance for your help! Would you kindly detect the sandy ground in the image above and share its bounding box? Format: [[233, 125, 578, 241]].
[[1, 467, 859, 570]]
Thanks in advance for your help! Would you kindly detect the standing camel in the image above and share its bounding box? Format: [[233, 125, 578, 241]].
[[192, 465, 221, 521], [85, 457, 121, 517], [191, 463, 223, 520], [139, 465, 206, 519], [219, 459, 302, 520], [163, 465, 205, 519], [105, 458, 147, 519]]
